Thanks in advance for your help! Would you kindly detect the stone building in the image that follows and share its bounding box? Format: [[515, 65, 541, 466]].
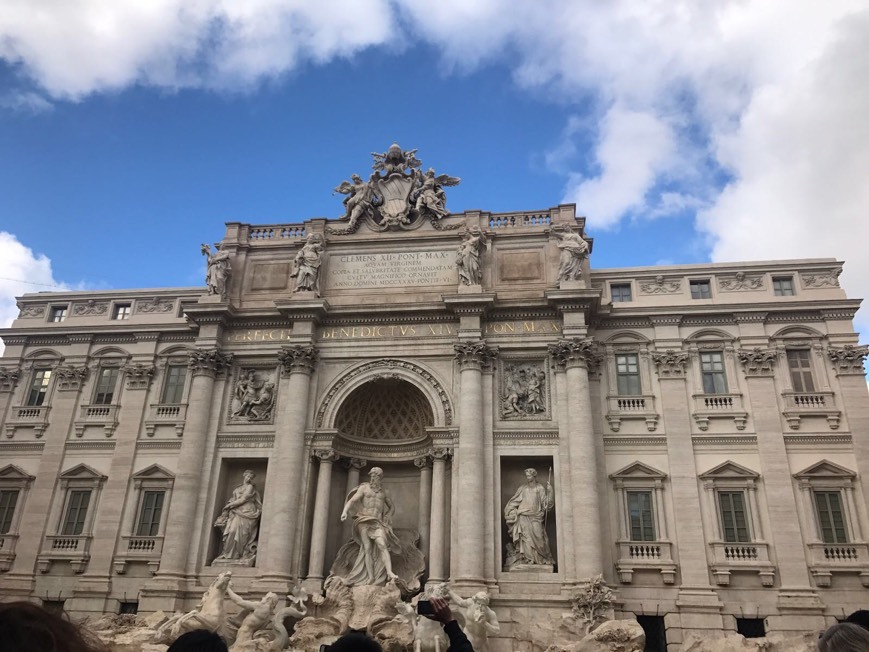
[[1, 148, 868, 650]]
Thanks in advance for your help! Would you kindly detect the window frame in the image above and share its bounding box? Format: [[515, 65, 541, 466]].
[[0, 465, 35, 540], [689, 279, 712, 300], [813, 490, 849, 544], [610, 283, 633, 303], [134, 489, 166, 537], [717, 490, 751, 543], [92, 366, 121, 405], [51, 465, 106, 540], [615, 352, 642, 396], [160, 362, 188, 404], [25, 368, 53, 406], [124, 465, 174, 541], [700, 350, 728, 394], [610, 462, 669, 543], [772, 276, 795, 297], [112, 303, 132, 320], [786, 348, 816, 393], [699, 461, 764, 544], [626, 489, 656, 542], [60, 489, 92, 536], [48, 305, 68, 322]]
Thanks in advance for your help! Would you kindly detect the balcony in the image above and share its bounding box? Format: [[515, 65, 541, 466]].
[[0, 534, 18, 572], [74, 404, 120, 437], [4, 405, 50, 438], [113, 535, 164, 575], [782, 392, 841, 430], [615, 540, 676, 584], [709, 540, 775, 586], [691, 393, 748, 431], [807, 542, 869, 587], [144, 404, 188, 437], [37, 535, 92, 573], [605, 395, 659, 432]]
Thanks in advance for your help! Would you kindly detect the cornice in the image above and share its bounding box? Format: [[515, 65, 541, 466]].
[[783, 434, 853, 446], [274, 298, 330, 323], [65, 440, 116, 451], [136, 440, 182, 450], [0, 442, 45, 452], [691, 435, 758, 448], [602, 436, 667, 448], [442, 293, 497, 315], [217, 433, 275, 448]]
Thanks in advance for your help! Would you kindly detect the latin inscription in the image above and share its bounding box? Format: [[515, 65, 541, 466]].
[[327, 251, 455, 290], [227, 328, 293, 343], [317, 320, 560, 340]]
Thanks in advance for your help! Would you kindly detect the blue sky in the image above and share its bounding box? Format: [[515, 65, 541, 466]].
[[0, 1, 867, 337]]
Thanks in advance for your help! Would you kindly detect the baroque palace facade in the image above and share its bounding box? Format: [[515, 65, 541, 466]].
[[1, 147, 868, 649]]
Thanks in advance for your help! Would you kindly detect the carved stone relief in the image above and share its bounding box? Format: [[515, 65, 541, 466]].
[[229, 368, 276, 423], [719, 272, 763, 291], [135, 297, 175, 313], [72, 300, 108, 316], [638, 275, 681, 294], [17, 304, 45, 318], [500, 362, 549, 419], [801, 269, 841, 288]]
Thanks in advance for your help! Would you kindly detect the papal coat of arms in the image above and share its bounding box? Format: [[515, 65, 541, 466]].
[[331, 143, 460, 233]]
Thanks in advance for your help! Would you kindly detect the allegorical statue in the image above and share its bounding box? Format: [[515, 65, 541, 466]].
[[291, 234, 324, 295], [232, 371, 274, 422], [339, 466, 400, 585], [456, 226, 487, 286], [334, 174, 381, 230], [554, 228, 589, 282], [214, 470, 262, 565], [201, 243, 232, 299], [504, 468, 555, 569], [447, 588, 500, 652], [414, 168, 460, 221]]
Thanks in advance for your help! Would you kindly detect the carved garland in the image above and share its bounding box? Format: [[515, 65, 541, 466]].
[[827, 345, 869, 375], [315, 359, 453, 427]]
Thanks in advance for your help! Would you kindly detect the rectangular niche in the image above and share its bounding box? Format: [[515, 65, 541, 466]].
[[500, 455, 558, 573], [208, 459, 269, 567]]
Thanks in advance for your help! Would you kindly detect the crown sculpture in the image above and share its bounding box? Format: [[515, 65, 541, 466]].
[[331, 143, 461, 234]]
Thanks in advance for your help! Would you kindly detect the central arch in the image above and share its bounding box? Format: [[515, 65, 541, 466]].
[[335, 378, 434, 443]]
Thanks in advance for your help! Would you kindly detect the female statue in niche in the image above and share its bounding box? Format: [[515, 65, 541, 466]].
[[554, 228, 589, 282], [504, 468, 555, 569], [292, 234, 324, 295], [213, 470, 262, 565], [456, 227, 487, 286]]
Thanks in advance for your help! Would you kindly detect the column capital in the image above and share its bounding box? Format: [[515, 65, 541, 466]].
[[548, 337, 599, 371], [343, 457, 367, 470], [187, 348, 233, 377], [278, 345, 318, 376], [312, 449, 339, 463], [453, 341, 498, 370], [737, 348, 777, 377], [0, 367, 20, 392], [827, 345, 869, 375], [414, 455, 433, 469], [123, 363, 155, 390], [650, 349, 689, 378], [55, 365, 89, 391], [431, 447, 453, 461]]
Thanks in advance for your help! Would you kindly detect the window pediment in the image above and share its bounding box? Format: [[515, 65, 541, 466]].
[[610, 461, 667, 480], [794, 460, 855, 480], [699, 460, 759, 480], [131, 464, 174, 481], [60, 464, 106, 482], [0, 464, 35, 482]]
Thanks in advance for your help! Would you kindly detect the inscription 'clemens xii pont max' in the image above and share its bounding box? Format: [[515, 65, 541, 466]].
[[326, 250, 455, 290]]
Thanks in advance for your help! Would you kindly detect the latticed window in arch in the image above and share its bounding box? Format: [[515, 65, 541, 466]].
[[335, 379, 433, 441]]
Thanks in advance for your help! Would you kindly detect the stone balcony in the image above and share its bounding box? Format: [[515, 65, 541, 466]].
[[615, 540, 676, 584], [144, 403, 188, 437], [691, 393, 748, 431], [74, 404, 120, 437], [605, 395, 659, 432], [807, 542, 869, 587], [709, 541, 775, 586], [4, 405, 50, 438], [782, 391, 841, 430], [0, 533, 19, 572], [37, 535, 92, 574], [113, 535, 164, 575]]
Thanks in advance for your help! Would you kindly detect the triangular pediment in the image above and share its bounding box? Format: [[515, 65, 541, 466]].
[[610, 461, 667, 480], [132, 464, 174, 480], [794, 459, 855, 480], [699, 460, 759, 480], [0, 464, 35, 481], [59, 463, 106, 481]]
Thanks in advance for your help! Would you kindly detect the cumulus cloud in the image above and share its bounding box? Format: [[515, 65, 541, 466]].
[[0, 232, 66, 354]]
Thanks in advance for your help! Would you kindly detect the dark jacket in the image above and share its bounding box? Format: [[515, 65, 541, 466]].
[[444, 619, 475, 652]]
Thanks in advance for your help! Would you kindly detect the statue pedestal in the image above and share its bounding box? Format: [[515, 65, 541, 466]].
[[505, 563, 554, 573], [211, 557, 255, 568], [292, 290, 320, 300], [457, 283, 483, 294], [558, 279, 586, 290], [198, 294, 228, 305]]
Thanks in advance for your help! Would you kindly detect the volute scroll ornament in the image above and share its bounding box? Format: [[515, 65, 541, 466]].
[[122, 363, 156, 390], [548, 338, 599, 371], [17, 304, 45, 318], [719, 272, 763, 291], [277, 345, 318, 375], [431, 447, 453, 461], [827, 345, 869, 374], [72, 299, 108, 316], [650, 350, 689, 377], [313, 448, 340, 464], [737, 348, 778, 376], [0, 368, 20, 392], [453, 341, 498, 370], [55, 365, 89, 391], [639, 275, 681, 295], [187, 349, 234, 377]]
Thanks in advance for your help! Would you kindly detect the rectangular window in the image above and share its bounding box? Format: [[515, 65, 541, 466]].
[[93, 367, 120, 405], [772, 276, 795, 296], [611, 283, 632, 303], [690, 280, 712, 299], [61, 490, 91, 536], [0, 489, 19, 534], [615, 353, 642, 395], [700, 352, 728, 394], [787, 349, 815, 393], [627, 490, 655, 541], [26, 369, 52, 406], [49, 306, 67, 322], [815, 491, 848, 544], [718, 491, 750, 542], [112, 304, 131, 320], [161, 364, 187, 404], [135, 490, 165, 537]]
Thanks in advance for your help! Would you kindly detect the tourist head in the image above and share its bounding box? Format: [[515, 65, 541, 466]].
[[167, 629, 228, 652], [846, 611, 869, 632], [818, 622, 869, 652], [0, 600, 107, 652], [326, 631, 383, 652]]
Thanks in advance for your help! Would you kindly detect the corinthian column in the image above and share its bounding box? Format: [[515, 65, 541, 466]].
[[451, 340, 497, 590], [548, 338, 603, 580], [256, 345, 318, 587], [429, 448, 452, 584], [159, 349, 233, 578], [305, 449, 340, 589], [414, 455, 433, 561]]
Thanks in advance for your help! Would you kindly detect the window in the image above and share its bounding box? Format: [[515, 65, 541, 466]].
[[616, 354, 641, 395], [700, 352, 727, 394], [637, 616, 667, 652], [135, 490, 165, 537], [0, 490, 19, 534], [736, 618, 766, 639], [627, 491, 655, 541], [118, 602, 139, 615], [787, 349, 815, 393], [161, 364, 187, 403], [718, 491, 750, 542], [611, 283, 632, 303], [26, 369, 52, 406], [815, 491, 848, 544], [112, 304, 131, 320], [61, 489, 91, 536], [93, 367, 120, 405], [49, 306, 67, 322], [690, 280, 712, 299], [42, 600, 65, 615], [772, 276, 795, 296]]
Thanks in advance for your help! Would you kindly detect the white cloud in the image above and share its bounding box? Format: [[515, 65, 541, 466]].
[[0, 232, 67, 354]]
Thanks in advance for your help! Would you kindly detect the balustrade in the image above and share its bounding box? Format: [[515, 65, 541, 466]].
[[488, 212, 551, 229], [691, 393, 748, 431], [615, 540, 675, 584]]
